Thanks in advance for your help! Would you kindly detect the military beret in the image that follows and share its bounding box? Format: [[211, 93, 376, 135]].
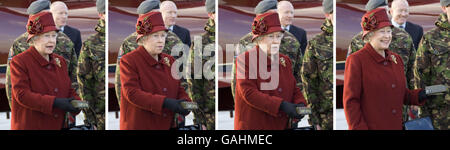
[[96, 0, 105, 14], [137, 0, 160, 14], [365, 0, 388, 11], [441, 0, 450, 7], [254, 0, 277, 14], [27, 0, 50, 15], [205, 0, 215, 13], [323, 0, 333, 14]]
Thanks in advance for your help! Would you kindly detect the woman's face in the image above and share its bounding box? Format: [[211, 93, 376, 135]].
[[369, 26, 392, 51], [33, 31, 57, 56], [143, 30, 167, 56], [257, 31, 283, 55]]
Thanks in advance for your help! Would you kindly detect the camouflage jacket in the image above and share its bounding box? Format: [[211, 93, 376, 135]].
[[300, 18, 333, 130], [347, 27, 416, 89], [77, 19, 105, 130], [231, 26, 302, 97], [413, 13, 449, 130], [186, 18, 215, 130], [114, 30, 184, 104], [6, 31, 77, 108]]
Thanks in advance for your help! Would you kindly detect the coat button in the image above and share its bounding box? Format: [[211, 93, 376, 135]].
[[278, 88, 282, 92], [163, 88, 167, 92], [392, 109, 397, 114], [383, 61, 387, 66], [156, 65, 160, 69], [54, 114, 58, 118], [54, 88, 58, 93], [47, 65, 52, 69], [163, 113, 167, 117], [392, 84, 396, 88]]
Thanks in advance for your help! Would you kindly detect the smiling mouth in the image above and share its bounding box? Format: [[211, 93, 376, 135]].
[[46, 45, 55, 49], [380, 39, 390, 44]]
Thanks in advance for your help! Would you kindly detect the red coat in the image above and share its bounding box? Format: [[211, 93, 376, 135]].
[[119, 46, 191, 130], [234, 47, 306, 130], [10, 47, 79, 130], [343, 43, 425, 130]]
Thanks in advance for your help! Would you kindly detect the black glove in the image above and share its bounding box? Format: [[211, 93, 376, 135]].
[[418, 89, 435, 103], [163, 98, 190, 115], [53, 97, 78, 112], [279, 101, 303, 119]]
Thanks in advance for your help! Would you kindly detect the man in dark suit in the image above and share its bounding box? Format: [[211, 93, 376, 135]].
[[278, 1, 308, 55], [390, 0, 423, 50], [161, 1, 191, 47], [50, 1, 82, 56]]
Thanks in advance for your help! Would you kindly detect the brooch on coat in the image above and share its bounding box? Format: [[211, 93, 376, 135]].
[[390, 55, 397, 64], [280, 57, 286, 67], [163, 57, 170, 67], [55, 58, 61, 68]]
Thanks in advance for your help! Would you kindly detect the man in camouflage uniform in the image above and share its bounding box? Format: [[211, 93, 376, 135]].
[[6, 0, 78, 108], [114, 0, 185, 104], [300, 0, 333, 130], [76, 0, 105, 130], [346, 0, 416, 122], [413, 0, 449, 130], [231, 0, 302, 98], [186, 0, 215, 130]]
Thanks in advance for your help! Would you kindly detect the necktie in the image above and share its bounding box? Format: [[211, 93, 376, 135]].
[[399, 25, 404, 29]]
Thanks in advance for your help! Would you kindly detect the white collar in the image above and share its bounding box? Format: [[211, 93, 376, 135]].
[[391, 19, 406, 28], [59, 26, 65, 32], [282, 25, 290, 31]]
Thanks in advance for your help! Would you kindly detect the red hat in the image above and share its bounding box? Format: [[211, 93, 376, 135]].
[[136, 12, 168, 42], [251, 12, 284, 42], [26, 11, 58, 42], [361, 8, 393, 40]]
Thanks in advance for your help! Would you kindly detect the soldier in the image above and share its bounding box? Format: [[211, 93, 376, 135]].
[[5, 0, 78, 127], [186, 0, 215, 130], [114, 0, 184, 104], [231, 0, 302, 98], [76, 0, 105, 130], [347, 0, 415, 89], [413, 0, 450, 130], [300, 0, 333, 130]]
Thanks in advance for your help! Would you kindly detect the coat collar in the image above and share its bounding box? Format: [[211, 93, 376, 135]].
[[29, 46, 57, 67], [136, 46, 164, 66], [363, 43, 394, 64], [255, 46, 282, 67]]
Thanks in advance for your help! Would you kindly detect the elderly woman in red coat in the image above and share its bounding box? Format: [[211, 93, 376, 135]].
[[119, 12, 191, 130], [234, 12, 307, 130], [10, 11, 80, 130], [343, 8, 429, 130]]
